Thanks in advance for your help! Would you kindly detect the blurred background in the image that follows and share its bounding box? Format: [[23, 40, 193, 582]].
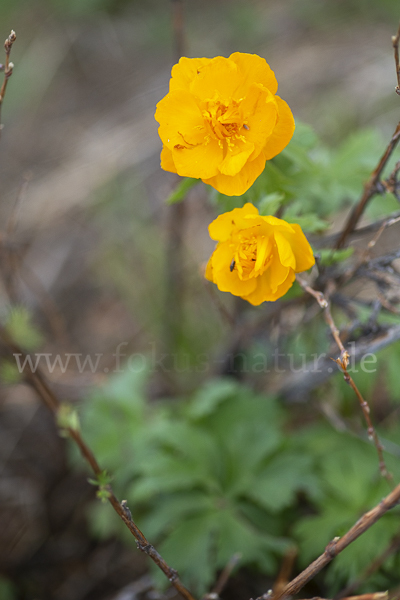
[[1, 1, 400, 599]]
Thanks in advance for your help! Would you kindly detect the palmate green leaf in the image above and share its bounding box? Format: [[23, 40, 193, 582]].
[[214, 507, 289, 571], [246, 452, 320, 513], [186, 377, 241, 419], [326, 516, 397, 591], [153, 512, 217, 594], [130, 453, 218, 503], [138, 492, 215, 540]]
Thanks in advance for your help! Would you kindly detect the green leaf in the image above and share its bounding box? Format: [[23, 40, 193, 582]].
[[186, 378, 240, 419], [4, 306, 43, 350], [258, 192, 285, 215], [57, 403, 80, 432], [166, 177, 199, 204], [317, 247, 354, 266], [247, 452, 320, 512], [0, 360, 23, 384]]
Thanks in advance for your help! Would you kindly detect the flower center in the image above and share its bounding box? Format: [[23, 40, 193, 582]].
[[202, 98, 247, 147], [232, 229, 274, 280]]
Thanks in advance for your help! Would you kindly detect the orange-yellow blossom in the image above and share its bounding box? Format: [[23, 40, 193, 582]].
[[155, 53, 295, 196], [206, 204, 315, 305]]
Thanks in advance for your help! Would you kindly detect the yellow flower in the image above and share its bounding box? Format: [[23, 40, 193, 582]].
[[155, 53, 295, 196], [205, 204, 315, 305]]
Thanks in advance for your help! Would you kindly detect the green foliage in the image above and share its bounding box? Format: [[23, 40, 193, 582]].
[[211, 122, 389, 231], [57, 403, 80, 435], [77, 366, 400, 595], [317, 247, 354, 267], [0, 577, 16, 600], [166, 178, 199, 205], [0, 360, 23, 384], [294, 425, 400, 592], [4, 306, 43, 350]]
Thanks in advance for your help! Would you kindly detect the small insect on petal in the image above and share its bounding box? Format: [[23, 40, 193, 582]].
[[230, 259, 236, 272], [243, 124, 249, 130]]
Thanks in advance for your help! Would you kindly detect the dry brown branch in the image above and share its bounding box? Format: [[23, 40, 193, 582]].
[[298, 594, 388, 600], [165, 0, 187, 358], [335, 121, 400, 249], [336, 533, 400, 598], [392, 22, 400, 95], [202, 553, 242, 600], [336, 24, 400, 248], [0, 29, 16, 136], [269, 479, 400, 600], [0, 326, 196, 600], [296, 277, 392, 483], [273, 548, 297, 598]]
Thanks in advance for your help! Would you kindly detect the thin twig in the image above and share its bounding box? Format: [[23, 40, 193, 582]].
[[164, 0, 187, 359], [336, 24, 400, 248], [336, 533, 400, 598], [203, 553, 242, 600], [0, 30, 16, 137], [268, 480, 400, 600], [273, 548, 297, 598], [392, 22, 400, 95], [298, 594, 388, 600], [296, 277, 392, 483], [335, 121, 400, 249], [0, 326, 196, 600]]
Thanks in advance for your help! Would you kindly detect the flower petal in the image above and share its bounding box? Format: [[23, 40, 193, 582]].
[[219, 138, 255, 177], [263, 96, 295, 160], [243, 269, 295, 305], [203, 152, 265, 196], [172, 138, 222, 179], [155, 90, 205, 148], [229, 52, 278, 96], [287, 224, 315, 272], [241, 84, 278, 158], [169, 57, 211, 92], [274, 231, 296, 269], [210, 241, 257, 296], [160, 146, 177, 173], [208, 203, 260, 242], [190, 56, 240, 101]]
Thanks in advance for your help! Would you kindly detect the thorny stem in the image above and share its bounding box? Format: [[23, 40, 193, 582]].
[[0, 30, 16, 137], [296, 277, 392, 484], [0, 327, 196, 600], [269, 480, 400, 600]]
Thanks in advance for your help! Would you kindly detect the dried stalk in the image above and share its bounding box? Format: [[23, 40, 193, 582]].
[[270, 481, 400, 600], [298, 594, 388, 600], [335, 121, 400, 249], [0, 30, 16, 137], [336, 24, 400, 248], [296, 277, 392, 483], [336, 533, 400, 598], [0, 327, 196, 600], [392, 21, 400, 95]]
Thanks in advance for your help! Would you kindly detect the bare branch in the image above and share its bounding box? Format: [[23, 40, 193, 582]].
[[296, 277, 392, 483], [335, 121, 400, 249], [0, 326, 197, 600], [0, 29, 16, 136], [271, 481, 400, 600]]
